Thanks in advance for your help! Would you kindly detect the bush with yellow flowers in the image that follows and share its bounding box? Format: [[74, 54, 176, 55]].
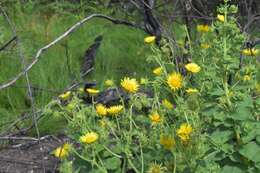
[[43, 1, 260, 173]]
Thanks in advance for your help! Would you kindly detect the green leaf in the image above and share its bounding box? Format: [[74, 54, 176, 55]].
[[239, 142, 260, 162], [210, 130, 234, 144], [221, 165, 243, 173], [104, 157, 121, 170]]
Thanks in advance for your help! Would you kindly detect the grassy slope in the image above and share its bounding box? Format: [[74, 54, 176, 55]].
[[0, 3, 152, 132]]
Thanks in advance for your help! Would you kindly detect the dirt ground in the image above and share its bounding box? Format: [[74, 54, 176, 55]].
[[0, 135, 68, 173]]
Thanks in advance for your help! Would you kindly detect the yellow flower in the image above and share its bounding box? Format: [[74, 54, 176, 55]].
[[53, 143, 70, 159], [217, 14, 225, 22], [185, 63, 201, 73], [96, 104, 107, 116], [242, 48, 259, 56], [186, 88, 199, 94], [201, 43, 210, 49], [160, 135, 175, 150], [147, 163, 167, 173], [59, 91, 71, 100], [107, 105, 123, 115], [80, 132, 99, 144], [153, 67, 163, 76], [196, 24, 210, 32], [243, 75, 251, 81], [144, 36, 156, 44], [177, 123, 193, 143], [167, 73, 183, 91], [121, 77, 139, 93], [105, 79, 114, 87], [162, 99, 174, 109], [149, 112, 161, 125], [86, 88, 100, 95], [140, 77, 149, 85]]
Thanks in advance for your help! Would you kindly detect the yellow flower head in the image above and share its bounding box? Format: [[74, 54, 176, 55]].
[[86, 88, 100, 95], [197, 24, 210, 32], [153, 67, 163, 76], [201, 43, 210, 49], [160, 135, 175, 150], [144, 36, 156, 44], [186, 88, 199, 94], [243, 75, 251, 81], [147, 163, 167, 173], [242, 48, 259, 56], [177, 123, 193, 143], [149, 112, 161, 125], [59, 91, 71, 100], [80, 132, 99, 144], [107, 105, 123, 115], [217, 14, 225, 22], [121, 77, 139, 93], [167, 73, 183, 91], [162, 99, 174, 109], [96, 104, 107, 116], [185, 63, 201, 73], [140, 77, 149, 85], [105, 79, 114, 87], [53, 143, 70, 159]]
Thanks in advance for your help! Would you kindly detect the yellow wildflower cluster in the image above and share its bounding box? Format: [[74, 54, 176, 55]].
[[107, 105, 123, 115], [167, 73, 183, 91], [53, 143, 70, 159], [162, 99, 174, 109], [149, 112, 162, 125], [80, 132, 99, 144], [242, 48, 259, 56], [144, 36, 156, 44], [86, 88, 100, 95], [147, 163, 167, 173], [185, 63, 201, 73], [59, 91, 71, 100], [243, 75, 251, 81], [177, 123, 193, 143], [197, 24, 210, 32], [160, 135, 175, 150], [153, 67, 163, 76], [96, 104, 107, 116], [96, 104, 123, 116], [217, 14, 225, 22], [121, 77, 139, 93]]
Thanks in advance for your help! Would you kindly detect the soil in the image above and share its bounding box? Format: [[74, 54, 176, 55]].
[[0, 135, 68, 173]]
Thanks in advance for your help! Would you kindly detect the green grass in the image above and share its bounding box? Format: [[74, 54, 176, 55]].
[[0, 3, 152, 132]]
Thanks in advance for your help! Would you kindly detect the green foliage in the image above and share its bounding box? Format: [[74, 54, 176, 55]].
[[46, 2, 260, 172], [0, 2, 150, 132]]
